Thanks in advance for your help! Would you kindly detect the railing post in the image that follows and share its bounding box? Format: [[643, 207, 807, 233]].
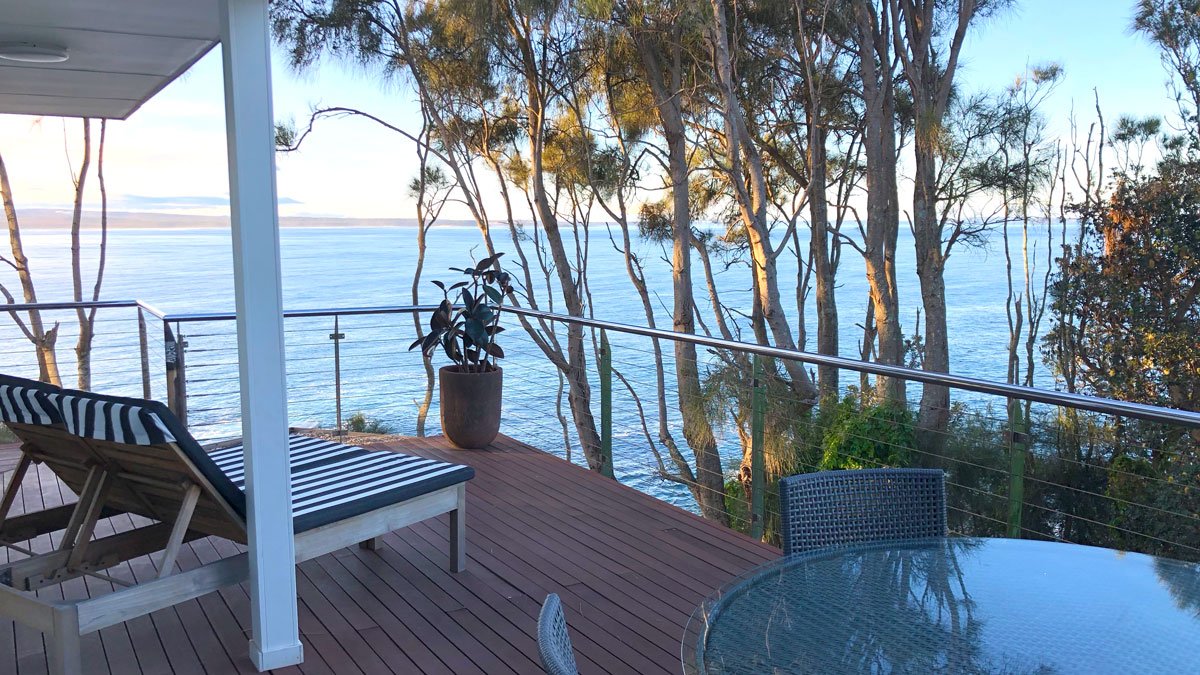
[[330, 315, 344, 436], [163, 321, 188, 427], [1007, 399, 1028, 538], [137, 308, 152, 400], [599, 330, 614, 479], [750, 354, 766, 540]]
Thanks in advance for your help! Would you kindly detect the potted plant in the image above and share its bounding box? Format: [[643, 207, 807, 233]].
[[410, 253, 513, 449]]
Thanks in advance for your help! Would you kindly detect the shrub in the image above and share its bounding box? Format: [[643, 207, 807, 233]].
[[344, 412, 395, 435], [820, 397, 915, 470]]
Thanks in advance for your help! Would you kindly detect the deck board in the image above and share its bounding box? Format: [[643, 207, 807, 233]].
[[0, 433, 777, 674]]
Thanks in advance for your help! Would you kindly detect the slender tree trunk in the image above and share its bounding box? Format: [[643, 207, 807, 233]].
[[709, 0, 818, 405], [632, 29, 728, 523], [70, 119, 93, 389], [913, 148, 949, 448], [860, 298, 876, 397], [413, 217, 433, 436], [809, 123, 839, 400], [75, 119, 108, 392], [0, 148, 60, 384], [854, 0, 905, 403], [667, 120, 726, 524], [408, 114, 445, 437], [1003, 172, 1021, 387], [523, 74, 605, 473], [895, 0, 977, 443], [615, 220, 691, 483]]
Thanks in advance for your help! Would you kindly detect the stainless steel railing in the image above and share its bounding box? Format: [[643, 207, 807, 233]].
[[85, 298, 1198, 429], [500, 306, 1200, 429]]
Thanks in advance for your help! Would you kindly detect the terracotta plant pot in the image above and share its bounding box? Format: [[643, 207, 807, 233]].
[[439, 365, 503, 449]]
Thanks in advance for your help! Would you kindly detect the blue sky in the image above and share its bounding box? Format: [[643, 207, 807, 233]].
[[0, 0, 1175, 222]]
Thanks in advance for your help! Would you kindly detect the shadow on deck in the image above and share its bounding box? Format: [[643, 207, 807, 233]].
[[0, 434, 777, 674]]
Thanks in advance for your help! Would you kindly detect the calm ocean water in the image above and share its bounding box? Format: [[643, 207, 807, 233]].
[[0, 222, 1065, 508]]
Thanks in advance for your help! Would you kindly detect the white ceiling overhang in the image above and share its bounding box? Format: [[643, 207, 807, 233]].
[[0, 0, 219, 119]]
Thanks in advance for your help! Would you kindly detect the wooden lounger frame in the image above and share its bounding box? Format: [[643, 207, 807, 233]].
[[0, 425, 467, 675]]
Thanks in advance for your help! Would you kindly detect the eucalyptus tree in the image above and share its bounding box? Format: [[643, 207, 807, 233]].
[[706, 0, 820, 405], [71, 118, 111, 391], [274, 0, 607, 472], [476, 0, 610, 471], [607, 0, 731, 521], [848, 0, 905, 402], [0, 118, 110, 388], [746, 0, 861, 402], [559, 20, 734, 521], [793, 0, 855, 401], [993, 66, 1062, 401], [407, 114, 454, 437], [1135, 0, 1200, 141], [0, 147, 61, 384], [889, 0, 1006, 444]]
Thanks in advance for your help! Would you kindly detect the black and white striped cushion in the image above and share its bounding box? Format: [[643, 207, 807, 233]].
[[9, 379, 473, 535], [50, 392, 177, 446], [206, 434, 474, 532], [0, 381, 60, 425]]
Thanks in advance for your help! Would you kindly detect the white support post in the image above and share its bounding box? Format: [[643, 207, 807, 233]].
[[218, 0, 303, 670]]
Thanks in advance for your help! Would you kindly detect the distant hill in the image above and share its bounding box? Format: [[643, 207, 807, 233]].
[[12, 209, 481, 230]]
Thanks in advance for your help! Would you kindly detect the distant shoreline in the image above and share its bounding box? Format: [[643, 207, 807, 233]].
[[14, 209, 467, 230]]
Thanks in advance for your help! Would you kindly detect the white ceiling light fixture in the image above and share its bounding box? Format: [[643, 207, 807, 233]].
[[0, 42, 70, 64]]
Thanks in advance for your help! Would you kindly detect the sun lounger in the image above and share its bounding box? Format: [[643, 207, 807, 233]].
[[0, 373, 473, 674]]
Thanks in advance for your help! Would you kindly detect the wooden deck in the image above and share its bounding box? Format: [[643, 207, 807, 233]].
[[0, 434, 778, 674]]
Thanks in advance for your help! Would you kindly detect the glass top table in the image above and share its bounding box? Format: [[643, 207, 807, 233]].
[[683, 537, 1200, 674]]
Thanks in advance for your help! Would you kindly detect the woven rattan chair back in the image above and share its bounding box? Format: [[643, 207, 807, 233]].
[[778, 468, 946, 555], [538, 593, 579, 675]]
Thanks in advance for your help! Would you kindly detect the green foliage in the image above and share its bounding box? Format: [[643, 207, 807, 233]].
[[1046, 159, 1200, 411], [722, 478, 750, 533], [409, 253, 514, 373], [820, 398, 916, 470], [637, 200, 672, 242], [407, 165, 450, 201], [1135, 0, 1200, 137], [344, 413, 395, 435]]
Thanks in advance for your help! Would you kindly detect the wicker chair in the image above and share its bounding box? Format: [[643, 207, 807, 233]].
[[778, 468, 946, 555], [538, 593, 579, 675]]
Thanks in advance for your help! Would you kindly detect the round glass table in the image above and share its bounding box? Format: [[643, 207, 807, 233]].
[[683, 538, 1200, 674]]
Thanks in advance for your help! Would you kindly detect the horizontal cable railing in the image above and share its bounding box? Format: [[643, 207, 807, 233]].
[[0, 301, 166, 405], [1, 299, 1197, 562]]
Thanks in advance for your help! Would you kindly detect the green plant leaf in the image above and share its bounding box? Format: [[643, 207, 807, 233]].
[[422, 331, 441, 353], [442, 334, 460, 361], [465, 318, 488, 345], [476, 252, 502, 271]]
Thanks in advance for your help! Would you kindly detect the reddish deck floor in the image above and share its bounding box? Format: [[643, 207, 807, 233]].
[[0, 434, 777, 674]]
